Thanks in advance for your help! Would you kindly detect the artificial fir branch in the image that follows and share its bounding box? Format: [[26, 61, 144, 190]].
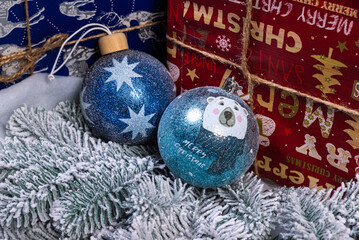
[[1, 102, 359, 240], [6, 102, 155, 159], [0, 221, 60, 240], [50, 156, 157, 239], [0, 102, 159, 238], [189, 192, 250, 240], [216, 173, 279, 239], [277, 187, 351, 240], [123, 175, 196, 219], [53, 101, 91, 133], [112, 175, 197, 240], [325, 176, 359, 239], [0, 132, 155, 234], [107, 173, 276, 240]]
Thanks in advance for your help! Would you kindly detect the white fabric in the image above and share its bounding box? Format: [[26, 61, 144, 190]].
[[0, 73, 83, 138]]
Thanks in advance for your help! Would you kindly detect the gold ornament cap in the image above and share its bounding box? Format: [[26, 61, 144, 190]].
[[98, 33, 129, 55]]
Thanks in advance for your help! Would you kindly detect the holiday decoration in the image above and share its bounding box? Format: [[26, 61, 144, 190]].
[[311, 48, 348, 99], [80, 33, 175, 144], [345, 115, 359, 150], [0, 0, 167, 90], [1, 101, 359, 239], [157, 86, 259, 188], [167, 0, 359, 189]]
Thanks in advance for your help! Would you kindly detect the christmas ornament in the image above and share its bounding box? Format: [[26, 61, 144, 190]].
[[49, 24, 176, 145], [157, 81, 259, 188], [81, 33, 175, 144]]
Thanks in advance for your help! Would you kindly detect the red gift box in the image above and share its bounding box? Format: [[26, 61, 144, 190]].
[[166, 0, 359, 189]]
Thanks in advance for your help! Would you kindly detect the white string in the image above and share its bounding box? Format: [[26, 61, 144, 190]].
[[48, 23, 112, 80]]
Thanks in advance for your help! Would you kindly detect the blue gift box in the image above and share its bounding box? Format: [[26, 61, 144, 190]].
[[0, 0, 167, 90]]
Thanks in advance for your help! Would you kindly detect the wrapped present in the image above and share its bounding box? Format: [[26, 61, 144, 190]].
[[0, 0, 167, 89], [167, 0, 359, 189]]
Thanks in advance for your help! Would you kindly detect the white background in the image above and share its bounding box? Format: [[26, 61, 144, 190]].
[[0, 73, 83, 138]]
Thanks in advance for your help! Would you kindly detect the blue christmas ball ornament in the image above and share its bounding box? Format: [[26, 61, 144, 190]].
[[80, 33, 175, 145], [158, 86, 259, 188]]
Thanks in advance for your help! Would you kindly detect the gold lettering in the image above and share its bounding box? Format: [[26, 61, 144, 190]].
[[167, 32, 177, 59], [289, 170, 305, 185], [257, 156, 272, 172], [343, 7, 350, 16], [350, 9, 358, 18], [335, 4, 344, 15], [250, 21, 265, 42], [266, 25, 285, 49], [303, 99, 335, 139], [327, 2, 335, 12], [213, 9, 225, 29], [286, 31, 302, 53], [193, 3, 214, 25], [257, 87, 275, 112], [219, 69, 233, 88], [307, 175, 335, 191], [326, 143, 351, 173], [278, 90, 299, 119], [273, 163, 288, 179], [228, 13, 240, 33], [321, 1, 328, 10], [183, 1, 190, 17]]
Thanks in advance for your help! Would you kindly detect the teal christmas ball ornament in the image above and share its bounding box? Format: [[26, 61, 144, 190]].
[[157, 85, 259, 188], [80, 33, 176, 145]]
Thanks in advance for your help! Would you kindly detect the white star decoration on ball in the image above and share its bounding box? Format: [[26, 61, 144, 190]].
[[119, 105, 155, 140], [104, 56, 142, 91]]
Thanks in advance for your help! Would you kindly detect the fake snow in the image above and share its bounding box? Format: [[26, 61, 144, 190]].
[[0, 73, 82, 139]]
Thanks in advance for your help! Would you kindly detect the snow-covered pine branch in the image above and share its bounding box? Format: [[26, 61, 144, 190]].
[[325, 176, 359, 239], [188, 192, 250, 240], [0, 221, 60, 240], [0, 102, 160, 238], [277, 187, 351, 240], [206, 173, 278, 240], [110, 175, 196, 240], [2, 101, 359, 240], [6, 102, 156, 159], [50, 156, 155, 239], [106, 173, 276, 240]]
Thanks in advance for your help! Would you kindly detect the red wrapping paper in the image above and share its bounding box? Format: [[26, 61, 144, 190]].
[[167, 0, 359, 189]]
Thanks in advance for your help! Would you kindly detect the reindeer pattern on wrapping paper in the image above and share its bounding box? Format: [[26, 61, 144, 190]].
[[59, 0, 96, 21], [0, 1, 166, 86], [63, 45, 96, 77], [0, 0, 44, 38], [0, 40, 47, 78], [99, 11, 165, 42]]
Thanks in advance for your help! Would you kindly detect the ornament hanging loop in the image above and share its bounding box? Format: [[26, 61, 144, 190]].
[[222, 76, 241, 95], [48, 23, 112, 80]]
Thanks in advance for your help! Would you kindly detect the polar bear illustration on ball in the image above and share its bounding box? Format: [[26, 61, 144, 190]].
[[196, 96, 249, 175], [203, 96, 248, 138]]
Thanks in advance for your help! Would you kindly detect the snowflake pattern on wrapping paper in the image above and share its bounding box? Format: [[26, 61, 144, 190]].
[[216, 35, 231, 52]]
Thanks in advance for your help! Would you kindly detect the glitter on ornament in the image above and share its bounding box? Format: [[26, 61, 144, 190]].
[[80, 33, 176, 145], [158, 86, 259, 188], [80, 86, 94, 125]]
